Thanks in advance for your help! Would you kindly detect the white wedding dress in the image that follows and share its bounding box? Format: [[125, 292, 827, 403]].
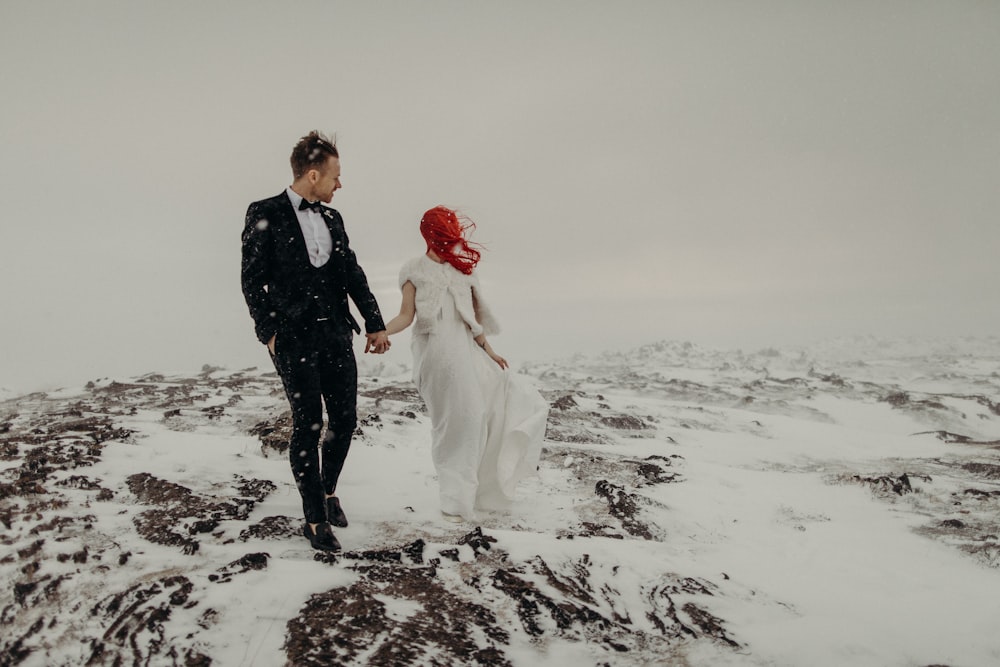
[[404, 256, 548, 520]]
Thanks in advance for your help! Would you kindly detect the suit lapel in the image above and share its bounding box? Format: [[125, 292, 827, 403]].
[[276, 191, 312, 266], [320, 207, 346, 267]]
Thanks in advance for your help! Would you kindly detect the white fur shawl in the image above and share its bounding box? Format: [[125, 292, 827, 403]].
[[398, 255, 500, 337]]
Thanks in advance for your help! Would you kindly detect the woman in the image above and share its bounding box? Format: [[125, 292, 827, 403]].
[[384, 206, 549, 522]]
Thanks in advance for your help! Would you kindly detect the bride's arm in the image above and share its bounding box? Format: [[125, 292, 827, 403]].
[[473, 333, 509, 370], [384, 281, 416, 336]]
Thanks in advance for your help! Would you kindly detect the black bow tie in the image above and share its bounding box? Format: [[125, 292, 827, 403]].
[[299, 199, 324, 212]]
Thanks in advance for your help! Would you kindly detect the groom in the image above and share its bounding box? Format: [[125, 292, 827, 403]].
[[241, 131, 389, 551]]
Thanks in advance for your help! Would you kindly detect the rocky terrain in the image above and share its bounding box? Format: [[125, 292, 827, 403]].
[[2, 337, 999, 666]]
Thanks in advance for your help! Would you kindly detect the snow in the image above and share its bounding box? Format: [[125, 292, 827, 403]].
[[2, 337, 999, 666]]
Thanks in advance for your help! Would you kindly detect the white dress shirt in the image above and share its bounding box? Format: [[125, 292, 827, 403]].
[[285, 187, 333, 268]]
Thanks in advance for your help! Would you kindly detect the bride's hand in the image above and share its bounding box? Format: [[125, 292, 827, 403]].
[[488, 351, 509, 370], [476, 336, 508, 369]]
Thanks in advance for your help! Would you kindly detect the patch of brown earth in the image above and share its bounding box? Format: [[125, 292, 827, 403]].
[[126, 473, 275, 554], [286, 529, 739, 665], [85, 575, 212, 667], [286, 558, 510, 666], [239, 515, 301, 542]]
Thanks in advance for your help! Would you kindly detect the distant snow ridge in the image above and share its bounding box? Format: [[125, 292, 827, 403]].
[[804, 333, 1000, 362], [528, 336, 999, 382], [524, 339, 818, 387]]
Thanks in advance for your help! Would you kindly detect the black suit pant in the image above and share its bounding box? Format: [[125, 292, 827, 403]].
[[271, 319, 357, 524]]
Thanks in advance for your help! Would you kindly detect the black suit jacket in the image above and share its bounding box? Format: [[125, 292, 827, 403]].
[[241, 191, 385, 345]]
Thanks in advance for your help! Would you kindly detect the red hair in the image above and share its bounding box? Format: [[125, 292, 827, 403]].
[[420, 206, 483, 275]]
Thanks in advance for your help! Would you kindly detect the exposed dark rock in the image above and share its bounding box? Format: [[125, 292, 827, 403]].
[[528, 554, 607, 616], [918, 430, 974, 443], [847, 472, 931, 497], [29, 515, 85, 536], [55, 546, 89, 564], [630, 455, 683, 486], [958, 541, 1000, 568], [402, 538, 426, 564], [680, 602, 740, 648], [574, 522, 625, 540], [492, 566, 611, 636], [248, 412, 293, 457], [552, 394, 579, 410], [635, 461, 679, 485], [595, 480, 656, 540], [201, 405, 225, 419], [239, 515, 300, 542], [127, 473, 260, 554], [86, 575, 205, 666], [341, 546, 401, 564], [233, 476, 277, 502], [337, 541, 429, 568], [0, 616, 45, 666], [882, 392, 910, 407], [882, 394, 966, 420], [0, 440, 19, 459], [285, 564, 510, 667], [21, 498, 69, 516], [546, 393, 657, 444], [961, 462, 1000, 479], [210, 552, 270, 583], [358, 413, 382, 430], [54, 475, 104, 491], [487, 555, 738, 654], [458, 527, 498, 556], [600, 414, 652, 430], [961, 488, 1000, 498], [14, 580, 39, 606], [17, 539, 44, 560], [359, 384, 427, 415], [0, 414, 130, 514], [974, 395, 1000, 417], [545, 423, 610, 445], [91, 380, 154, 396], [127, 473, 196, 506]]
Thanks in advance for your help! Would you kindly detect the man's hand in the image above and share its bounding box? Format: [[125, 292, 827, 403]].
[[267, 335, 276, 356], [365, 331, 391, 354]]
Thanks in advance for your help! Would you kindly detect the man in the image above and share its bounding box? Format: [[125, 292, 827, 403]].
[[241, 131, 389, 551]]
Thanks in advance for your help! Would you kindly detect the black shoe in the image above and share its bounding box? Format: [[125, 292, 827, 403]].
[[303, 522, 341, 552], [326, 496, 349, 528]]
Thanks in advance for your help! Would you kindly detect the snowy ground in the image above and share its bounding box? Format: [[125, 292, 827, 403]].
[[2, 337, 999, 666]]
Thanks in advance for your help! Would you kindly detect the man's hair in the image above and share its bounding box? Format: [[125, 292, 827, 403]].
[[290, 131, 338, 179]]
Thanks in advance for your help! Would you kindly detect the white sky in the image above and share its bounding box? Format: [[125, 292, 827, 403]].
[[1, 1, 998, 392]]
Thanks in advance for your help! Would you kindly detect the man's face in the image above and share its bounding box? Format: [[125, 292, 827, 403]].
[[310, 155, 342, 203]]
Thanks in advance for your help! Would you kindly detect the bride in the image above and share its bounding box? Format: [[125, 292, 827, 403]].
[[384, 206, 549, 522]]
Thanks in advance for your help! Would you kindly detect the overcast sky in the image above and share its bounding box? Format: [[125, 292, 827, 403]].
[[1, 1, 998, 392]]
